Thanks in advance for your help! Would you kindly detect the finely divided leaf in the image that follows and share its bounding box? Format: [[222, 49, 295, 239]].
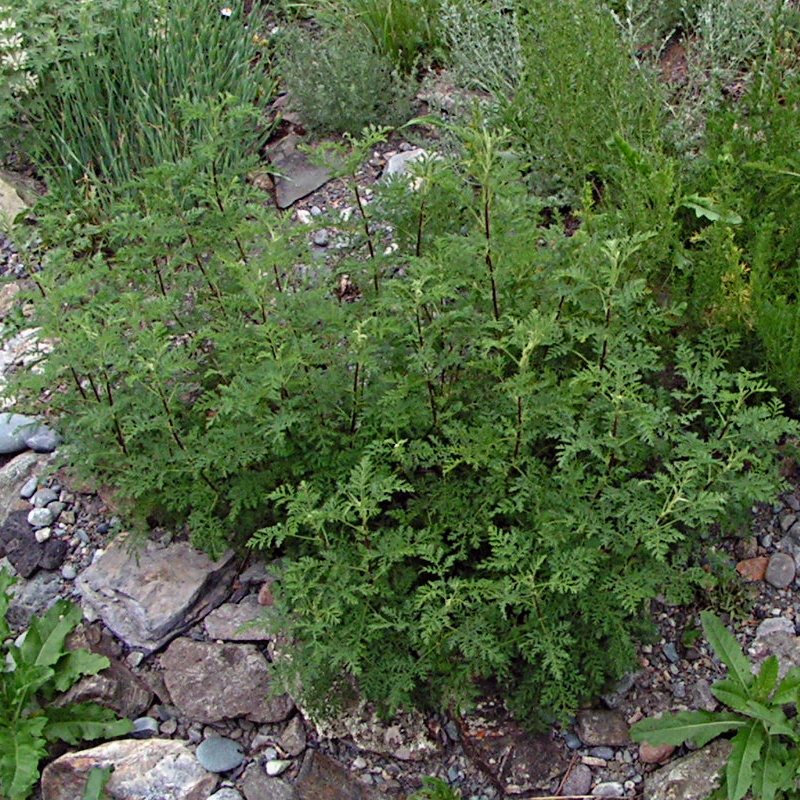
[[726, 721, 764, 800], [0, 717, 49, 800], [43, 704, 133, 745], [701, 611, 753, 693], [630, 710, 746, 747]]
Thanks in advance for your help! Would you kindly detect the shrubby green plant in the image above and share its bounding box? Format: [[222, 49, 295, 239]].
[[508, 0, 664, 202], [311, 0, 444, 74], [278, 26, 414, 134], [409, 777, 462, 800], [0, 569, 132, 800], [20, 0, 276, 196], [632, 611, 800, 800], [9, 116, 796, 722]]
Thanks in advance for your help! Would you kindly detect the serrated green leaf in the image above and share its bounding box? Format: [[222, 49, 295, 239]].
[[752, 655, 780, 703], [726, 720, 764, 800], [630, 710, 746, 747], [21, 601, 82, 668], [43, 703, 133, 745], [712, 679, 752, 713], [741, 701, 796, 740], [772, 667, 800, 706], [0, 717, 49, 800], [0, 568, 16, 643], [751, 736, 792, 800], [82, 765, 113, 800], [52, 650, 110, 693], [702, 611, 753, 693], [680, 195, 743, 225]]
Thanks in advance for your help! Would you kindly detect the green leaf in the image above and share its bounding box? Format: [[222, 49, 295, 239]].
[[701, 611, 753, 693], [82, 766, 113, 800], [0, 568, 16, 643], [52, 650, 110, 693], [0, 717, 49, 800], [630, 710, 746, 747], [711, 679, 752, 713], [43, 704, 133, 745], [751, 736, 793, 800], [772, 667, 800, 705], [726, 720, 764, 800], [20, 601, 82, 668], [741, 701, 796, 740], [680, 195, 743, 225], [751, 655, 779, 703]]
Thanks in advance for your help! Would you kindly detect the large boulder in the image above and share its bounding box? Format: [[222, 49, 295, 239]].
[[41, 738, 218, 800], [76, 535, 238, 652]]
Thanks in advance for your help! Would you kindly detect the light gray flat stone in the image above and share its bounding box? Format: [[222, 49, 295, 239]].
[[267, 135, 332, 209], [76, 534, 237, 653], [41, 738, 219, 800], [196, 737, 245, 773], [203, 595, 277, 641]]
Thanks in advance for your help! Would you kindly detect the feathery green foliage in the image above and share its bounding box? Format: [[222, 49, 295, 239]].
[[8, 114, 795, 722]]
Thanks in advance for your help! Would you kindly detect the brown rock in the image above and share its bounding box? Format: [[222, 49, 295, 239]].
[[41, 738, 217, 800], [258, 581, 276, 606], [242, 764, 298, 800], [639, 742, 676, 764], [161, 637, 294, 723], [295, 751, 384, 800], [575, 709, 629, 746], [55, 658, 153, 718], [280, 715, 307, 757], [204, 595, 276, 641], [736, 556, 769, 581], [459, 697, 567, 794]]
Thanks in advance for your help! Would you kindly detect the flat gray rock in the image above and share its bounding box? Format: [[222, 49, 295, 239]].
[[161, 637, 294, 724], [576, 709, 630, 746], [196, 737, 245, 773], [203, 595, 276, 641], [76, 534, 237, 652], [268, 135, 332, 209], [41, 738, 219, 800], [643, 738, 731, 800]]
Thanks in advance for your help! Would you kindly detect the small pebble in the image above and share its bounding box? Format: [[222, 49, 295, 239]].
[[312, 229, 329, 247], [19, 476, 37, 498], [662, 642, 680, 663], [589, 747, 614, 760], [196, 736, 245, 773], [27, 507, 54, 528], [353, 757, 367, 770], [131, 717, 159, 739], [592, 781, 625, 797], [75, 529, 90, 544], [310, 205, 322, 216], [34, 527, 51, 543], [31, 487, 58, 507], [60, 564, 77, 581], [766, 552, 796, 589], [265, 759, 291, 776], [563, 731, 583, 749], [160, 719, 178, 735]]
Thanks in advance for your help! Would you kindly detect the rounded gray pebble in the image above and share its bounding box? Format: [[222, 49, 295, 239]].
[[563, 731, 583, 749], [662, 641, 680, 663], [19, 476, 38, 499], [31, 488, 58, 508], [592, 782, 625, 797], [208, 791, 244, 800], [24, 427, 60, 453], [589, 746, 614, 760], [61, 564, 77, 581], [196, 736, 245, 773], [27, 507, 54, 528], [131, 717, 159, 738], [766, 552, 796, 589]]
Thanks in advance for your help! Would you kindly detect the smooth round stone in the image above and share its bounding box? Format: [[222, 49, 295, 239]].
[[0, 413, 37, 454], [766, 553, 796, 589], [265, 759, 291, 776], [208, 790, 244, 800], [592, 782, 625, 797], [27, 507, 54, 528], [589, 746, 614, 760], [34, 527, 51, 543], [196, 736, 245, 773], [312, 229, 329, 247], [61, 564, 77, 581], [131, 716, 159, 739], [24, 426, 60, 453], [19, 476, 38, 499], [32, 488, 58, 507], [46, 501, 65, 520]]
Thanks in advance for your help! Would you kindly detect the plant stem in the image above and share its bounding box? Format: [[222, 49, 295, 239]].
[[482, 184, 500, 320]]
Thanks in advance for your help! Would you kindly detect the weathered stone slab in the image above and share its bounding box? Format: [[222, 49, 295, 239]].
[[41, 739, 218, 800], [76, 535, 238, 652], [161, 637, 294, 723], [575, 709, 630, 746], [295, 751, 383, 800], [267, 135, 332, 209], [643, 738, 731, 800], [204, 594, 276, 641]]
